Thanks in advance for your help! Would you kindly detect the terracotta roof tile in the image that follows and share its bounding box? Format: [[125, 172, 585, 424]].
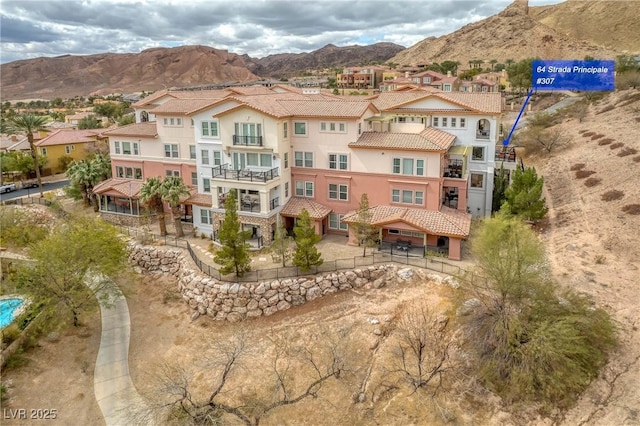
[[102, 122, 158, 138], [280, 197, 332, 219], [93, 178, 143, 197], [278, 99, 373, 118], [35, 129, 101, 147], [185, 193, 213, 207], [349, 128, 455, 151], [342, 205, 471, 238], [369, 91, 503, 114], [150, 98, 227, 115]]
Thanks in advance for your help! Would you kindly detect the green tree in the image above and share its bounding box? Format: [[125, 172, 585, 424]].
[[66, 159, 102, 209], [292, 209, 323, 272], [457, 215, 616, 410], [507, 58, 536, 92], [501, 167, 548, 221], [8, 114, 49, 196], [117, 114, 135, 126], [139, 177, 168, 236], [354, 193, 378, 256], [160, 176, 190, 238], [15, 216, 127, 327], [214, 191, 252, 277], [271, 218, 293, 267], [77, 114, 102, 129], [492, 165, 509, 213]]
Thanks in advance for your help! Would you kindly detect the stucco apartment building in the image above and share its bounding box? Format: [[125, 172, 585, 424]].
[[95, 85, 506, 260]]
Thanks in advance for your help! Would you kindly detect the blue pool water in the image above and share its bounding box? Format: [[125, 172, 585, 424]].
[[0, 298, 24, 328]]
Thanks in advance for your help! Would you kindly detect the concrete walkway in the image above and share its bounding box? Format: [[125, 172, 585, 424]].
[[93, 278, 152, 425]]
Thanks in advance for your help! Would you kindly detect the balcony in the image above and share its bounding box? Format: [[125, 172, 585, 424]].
[[476, 130, 490, 140], [212, 164, 279, 182], [232, 135, 263, 147], [218, 192, 280, 213], [443, 159, 464, 179], [495, 147, 517, 162]]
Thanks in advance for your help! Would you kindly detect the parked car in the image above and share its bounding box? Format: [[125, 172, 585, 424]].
[[0, 182, 17, 193], [22, 180, 39, 189]]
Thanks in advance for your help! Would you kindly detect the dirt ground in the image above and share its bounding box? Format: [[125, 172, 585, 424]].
[[2, 89, 639, 425]]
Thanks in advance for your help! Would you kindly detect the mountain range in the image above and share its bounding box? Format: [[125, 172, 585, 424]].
[[1, 0, 638, 101]]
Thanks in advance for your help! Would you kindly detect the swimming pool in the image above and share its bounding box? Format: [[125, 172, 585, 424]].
[[0, 298, 24, 328]]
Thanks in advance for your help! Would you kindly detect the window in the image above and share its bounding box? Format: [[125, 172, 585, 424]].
[[392, 189, 400, 203], [133, 142, 139, 155], [213, 151, 222, 166], [201, 121, 218, 137], [433, 117, 439, 127], [284, 152, 289, 169], [442, 117, 448, 127], [328, 213, 348, 231], [320, 122, 326, 131], [415, 191, 424, 205], [402, 190, 413, 203], [201, 149, 209, 164], [392, 189, 423, 205], [460, 118, 466, 128], [200, 209, 212, 225], [65, 145, 71, 154], [416, 159, 424, 176], [164, 144, 179, 158], [164, 117, 182, 126], [294, 151, 313, 168], [402, 158, 414, 175], [444, 84, 452, 91], [202, 178, 211, 193], [470, 173, 484, 188], [423, 77, 431, 83], [189, 145, 196, 160], [116, 166, 142, 179], [329, 184, 348, 201], [339, 123, 345, 132], [165, 170, 180, 177], [320, 122, 346, 133], [41, 147, 47, 155], [114, 141, 120, 154], [191, 172, 198, 185], [285, 182, 289, 197], [295, 181, 313, 197], [472, 146, 485, 161], [260, 153, 272, 168], [294, 122, 307, 135], [122, 142, 131, 155], [329, 154, 348, 170], [283, 122, 288, 138], [451, 118, 457, 128], [393, 158, 401, 174], [358, 122, 362, 135]]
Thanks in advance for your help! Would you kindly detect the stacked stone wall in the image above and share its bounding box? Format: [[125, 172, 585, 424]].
[[129, 243, 405, 322]]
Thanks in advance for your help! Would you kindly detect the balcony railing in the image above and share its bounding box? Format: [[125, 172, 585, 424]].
[[270, 197, 279, 210], [212, 164, 279, 182], [476, 130, 490, 140], [495, 147, 517, 162], [232, 135, 263, 146], [443, 159, 464, 179]]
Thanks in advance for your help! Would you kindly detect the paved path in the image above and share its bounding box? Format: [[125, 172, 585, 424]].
[[93, 278, 152, 425]]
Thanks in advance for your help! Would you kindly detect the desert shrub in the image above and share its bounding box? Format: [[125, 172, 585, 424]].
[[584, 177, 602, 187], [598, 138, 614, 145], [610, 142, 624, 149], [616, 92, 640, 107], [622, 204, 640, 215], [1, 324, 21, 349], [616, 71, 640, 90], [601, 190, 624, 201], [633, 155, 640, 163], [582, 131, 596, 137], [617, 147, 638, 157], [578, 129, 588, 134], [575, 170, 596, 179], [596, 104, 615, 115], [527, 111, 558, 128], [570, 163, 586, 171], [590, 134, 604, 140]]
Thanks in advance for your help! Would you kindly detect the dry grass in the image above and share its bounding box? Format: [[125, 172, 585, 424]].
[[622, 204, 640, 215], [601, 190, 625, 201], [617, 147, 639, 157], [610, 142, 624, 149], [584, 177, 602, 187], [575, 170, 596, 179], [582, 131, 596, 137], [633, 155, 640, 163], [570, 163, 586, 171], [578, 129, 588, 134], [590, 134, 605, 140], [598, 138, 614, 146], [596, 104, 616, 115]]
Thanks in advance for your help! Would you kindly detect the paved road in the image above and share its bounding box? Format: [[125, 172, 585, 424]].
[[93, 277, 153, 425], [0, 180, 69, 202]]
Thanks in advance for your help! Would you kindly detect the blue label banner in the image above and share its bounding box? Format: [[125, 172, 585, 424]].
[[532, 60, 615, 91]]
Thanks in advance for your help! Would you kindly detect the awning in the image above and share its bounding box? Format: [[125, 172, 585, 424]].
[[448, 145, 471, 156]]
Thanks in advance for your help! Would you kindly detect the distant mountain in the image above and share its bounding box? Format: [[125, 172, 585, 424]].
[[390, 0, 633, 67], [244, 42, 406, 78]]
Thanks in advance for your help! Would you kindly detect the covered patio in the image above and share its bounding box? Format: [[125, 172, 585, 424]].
[[280, 197, 332, 237], [341, 205, 471, 260]]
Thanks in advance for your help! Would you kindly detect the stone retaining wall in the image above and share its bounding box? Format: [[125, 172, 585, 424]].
[[129, 243, 409, 322]]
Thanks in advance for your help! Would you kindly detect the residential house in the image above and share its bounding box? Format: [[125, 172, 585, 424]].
[[34, 129, 105, 174]]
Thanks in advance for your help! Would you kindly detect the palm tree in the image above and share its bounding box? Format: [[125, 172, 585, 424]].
[[9, 114, 49, 197], [139, 177, 168, 236], [90, 153, 112, 181], [160, 176, 190, 238]]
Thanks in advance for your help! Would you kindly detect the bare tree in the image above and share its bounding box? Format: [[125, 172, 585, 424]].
[[520, 126, 571, 154], [145, 330, 345, 426]]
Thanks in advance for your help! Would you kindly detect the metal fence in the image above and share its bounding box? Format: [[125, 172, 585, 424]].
[[122, 226, 465, 283], [1, 196, 52, 207]]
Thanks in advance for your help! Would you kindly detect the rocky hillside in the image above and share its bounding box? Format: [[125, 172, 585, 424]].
[[0, 45, 259, 100], [244, 42, 406, 78], [390, 0, 627, 67]]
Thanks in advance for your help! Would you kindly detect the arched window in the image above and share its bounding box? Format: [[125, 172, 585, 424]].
[[140, 111, 149, 122]]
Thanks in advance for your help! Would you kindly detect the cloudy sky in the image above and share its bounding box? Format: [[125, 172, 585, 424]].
[[1, 0, 563, 64]]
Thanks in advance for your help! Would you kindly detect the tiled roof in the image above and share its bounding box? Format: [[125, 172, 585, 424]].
[[184, 193, 213, 207], [132, 89, 171, 107], [342, 205, 471, 238], [35, 129, 101, 147], [349, 127, 455, 151], [93, 178, 143, 198], [278, 99, 374, 118], [150, 98, 225, 115], [101, 122, 158, 137], [369, 91, 503, 114], [280, 197, 332, 219]]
